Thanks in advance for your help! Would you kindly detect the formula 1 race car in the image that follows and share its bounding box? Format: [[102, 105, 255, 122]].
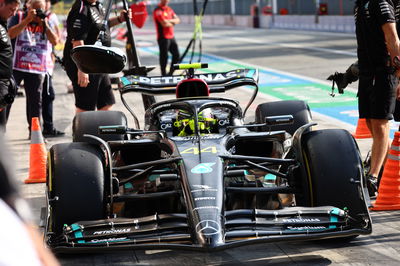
[[44, 63, 372, 253]]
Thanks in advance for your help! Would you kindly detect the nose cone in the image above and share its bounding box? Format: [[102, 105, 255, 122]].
[[195, 219, 224, 248]]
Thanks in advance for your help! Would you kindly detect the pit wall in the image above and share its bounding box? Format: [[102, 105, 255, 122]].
[[179, 15, 355, 33]]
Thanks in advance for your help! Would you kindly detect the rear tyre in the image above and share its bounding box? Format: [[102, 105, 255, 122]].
[[73, 111, 127, 142], [255, 100, 312, 135], [47, 143, 105, 234], [301, 129, 370, 237]]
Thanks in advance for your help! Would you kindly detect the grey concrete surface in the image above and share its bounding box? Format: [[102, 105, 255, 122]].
[[3, 25, 400, 265]]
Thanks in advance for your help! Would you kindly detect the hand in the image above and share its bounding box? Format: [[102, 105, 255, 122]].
[[77, 70, 89, 88], [37, 17, 47, 27], [119, 8, 132, 23], [25, 8, 36, 23]]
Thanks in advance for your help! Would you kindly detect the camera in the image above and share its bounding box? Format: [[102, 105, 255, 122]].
[[35, 8, 48, 20], [327, 61, 359, 95]]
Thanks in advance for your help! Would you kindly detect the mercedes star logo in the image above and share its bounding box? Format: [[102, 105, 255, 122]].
[[195, 220, 220, 236]]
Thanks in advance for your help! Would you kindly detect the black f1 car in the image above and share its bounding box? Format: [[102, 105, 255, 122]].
[[45, 63, 372, 253]]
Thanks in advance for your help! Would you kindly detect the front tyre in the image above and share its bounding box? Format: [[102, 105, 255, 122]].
[[47, 143, 106, 234], [301, 129, 371, 234]]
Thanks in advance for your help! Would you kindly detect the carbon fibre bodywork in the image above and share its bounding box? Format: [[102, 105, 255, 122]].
[[45, 68, 372, 253]]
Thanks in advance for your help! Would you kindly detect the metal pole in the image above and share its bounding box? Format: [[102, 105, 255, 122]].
[[268, 0, 278, 23], [121, 0, 140, 68], [230, 0, 235, 16], [315, 0, 320, 24], [121, 0, 155, 110], [272, 0, 277, 14], [193, 0, 198, 15]]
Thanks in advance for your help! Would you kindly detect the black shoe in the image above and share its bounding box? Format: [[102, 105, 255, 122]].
[[367, 174, 378, 198], [42, 128, 65, 138]]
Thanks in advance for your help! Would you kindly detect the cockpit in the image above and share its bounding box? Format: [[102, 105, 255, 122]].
[[157, 106, 231, 137], [148, 99, 239, 138]]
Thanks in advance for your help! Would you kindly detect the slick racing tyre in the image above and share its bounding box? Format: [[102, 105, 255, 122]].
[[255, 100, 312, 135], [73, 110, 128, 143], [301, 129, 370, 233], [47, 143, 105, 234]]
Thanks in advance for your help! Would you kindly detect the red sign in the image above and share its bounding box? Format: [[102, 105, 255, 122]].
[[130, 1, 148, 29], [319, 3, 328, 15]]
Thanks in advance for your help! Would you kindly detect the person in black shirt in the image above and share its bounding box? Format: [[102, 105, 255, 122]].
[[64, 0, 130, 114], [0, 0, 19, 129], [355, 0, 400, 196]]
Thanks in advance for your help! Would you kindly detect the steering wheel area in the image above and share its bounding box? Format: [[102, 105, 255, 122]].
[[145, 98, 241, 137]]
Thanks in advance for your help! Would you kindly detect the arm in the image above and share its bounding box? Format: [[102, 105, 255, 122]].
[[159, 15, 180, 28], [169, 14, 180, 26], [52, 16, 61, 40], [109, 9, 132, 28], [159, 19, 173, 27], [72, 40, 89, 87], [43, 18, 59, 46], [155, 10, 179, 28], [46, 14, 61, 45], [382, 22, 400, 77], [8, 9, 36, 39]]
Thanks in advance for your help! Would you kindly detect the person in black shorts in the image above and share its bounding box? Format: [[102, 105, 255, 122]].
[[63, 0, 130, 113], [355, 0, 400, 196]]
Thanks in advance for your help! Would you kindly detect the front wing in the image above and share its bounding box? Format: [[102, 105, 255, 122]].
[[47, 206, 371, 253]]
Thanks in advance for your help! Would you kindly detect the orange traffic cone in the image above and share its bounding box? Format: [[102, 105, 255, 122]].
[[25, 117, 47, 184], [371, 131, 400, 211], [352, 118, 372, 139]]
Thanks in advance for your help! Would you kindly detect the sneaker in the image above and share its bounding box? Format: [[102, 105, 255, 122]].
[[366, 174, 378, 198], [42, 128, 65, 138]]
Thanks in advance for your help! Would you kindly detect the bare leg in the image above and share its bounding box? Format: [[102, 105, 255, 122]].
[[75, 107, 86, 114], [98, 104, 113, 111], [367, 118, 390, 177]]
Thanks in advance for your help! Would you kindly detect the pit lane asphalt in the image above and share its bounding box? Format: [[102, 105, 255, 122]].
[[4, 24, 400, 265]]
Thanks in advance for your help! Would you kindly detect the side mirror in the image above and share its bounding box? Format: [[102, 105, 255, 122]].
[[71, 44, 126, 74]]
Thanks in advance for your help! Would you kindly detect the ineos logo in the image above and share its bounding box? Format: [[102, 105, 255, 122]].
[[195, 220, 220, 236]]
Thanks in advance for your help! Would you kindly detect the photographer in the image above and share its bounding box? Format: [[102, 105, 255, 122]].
[[0, 0, 19, 129], [6, 0, 58, 136], [40, 0, 64, 137]]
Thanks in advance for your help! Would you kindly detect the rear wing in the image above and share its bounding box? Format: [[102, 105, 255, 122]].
[[119, 69, 259, 95]]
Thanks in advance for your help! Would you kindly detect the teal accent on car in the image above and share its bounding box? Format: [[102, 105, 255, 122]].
[[329, 208, 340, 229], [71, 223, 85, 244]]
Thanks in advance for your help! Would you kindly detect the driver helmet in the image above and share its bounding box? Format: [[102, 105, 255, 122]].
[[173, 109, 217, 137]]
